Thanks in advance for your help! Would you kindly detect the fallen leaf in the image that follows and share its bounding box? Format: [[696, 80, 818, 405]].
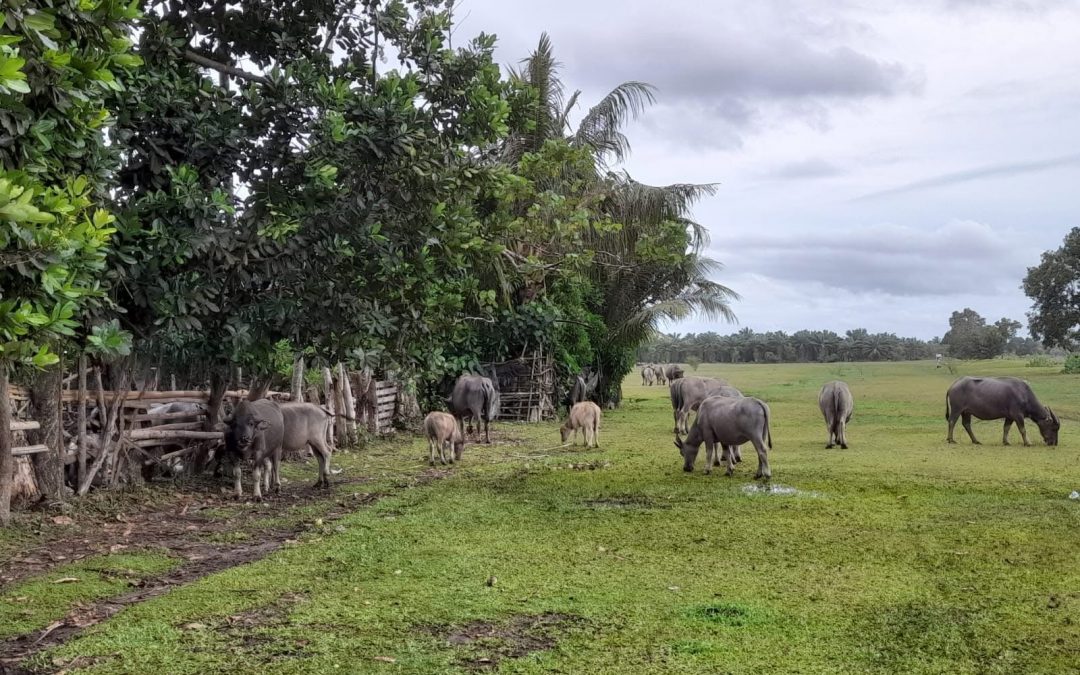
[[182, 622, 207, 631], [486, 575, 497, 587], [373, 656, 396, 663], [52, 515, 75, 526], [597, 546, 607, 552], [52, 577, 80, 584], [668, 586, 680, 592], [314, 518, 324, 526]]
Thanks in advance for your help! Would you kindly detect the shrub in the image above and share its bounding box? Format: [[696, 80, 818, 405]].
[[686, 356, 702, 371], [1026, 355, 1058, 368], [1062, 355, 1080, 374]]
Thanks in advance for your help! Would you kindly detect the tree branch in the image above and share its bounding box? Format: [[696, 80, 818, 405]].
[[183, 49, 271, 86]]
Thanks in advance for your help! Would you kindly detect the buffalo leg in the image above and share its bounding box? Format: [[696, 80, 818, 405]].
[[483, 416, 491, 444], [428, 438, 437, 466], [703, 441, 715, 475], [233, 462, 243, 499], [1002, 420, 1013, 446], [310, 437, 332, 488], [1015, 419, 1031, 446], [961, 413, 980, 444], [725, 444, 737, 477], [673, 408, 680, 435], [252, 462, 263, 500], [751, 438, 771, 480], [838, 419, 848, 450], [946, 412, 961, 443]]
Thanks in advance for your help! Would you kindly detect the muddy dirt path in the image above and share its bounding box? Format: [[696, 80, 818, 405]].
[[0, 469, 450, 674]]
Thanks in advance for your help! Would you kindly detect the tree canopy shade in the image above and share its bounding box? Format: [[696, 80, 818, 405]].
[[0, 0, 141, 524], [1023, 227, 1080, 351]]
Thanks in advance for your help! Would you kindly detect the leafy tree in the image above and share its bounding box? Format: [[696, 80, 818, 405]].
[[1023, 227, 1080, 350], [0, 0, 140, 523], [942, 308, 1018, 360]]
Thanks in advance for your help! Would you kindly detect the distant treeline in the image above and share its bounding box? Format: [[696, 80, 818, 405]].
[[638, 327, 1047, 365]]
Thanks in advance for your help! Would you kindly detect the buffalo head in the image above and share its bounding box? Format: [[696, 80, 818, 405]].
[[1038, 407, 1060, 446], [673, 434, 698, 472]]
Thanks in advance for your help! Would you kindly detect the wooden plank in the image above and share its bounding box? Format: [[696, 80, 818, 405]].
[[126, 429, 223, 441], [138, 421, 205, 432], [131, 411, 208, 423], [13, 444, 49, 457], [9, 420, 40, 432]]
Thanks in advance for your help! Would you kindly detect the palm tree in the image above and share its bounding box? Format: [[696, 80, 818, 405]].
[[503, 34, 738, 401]]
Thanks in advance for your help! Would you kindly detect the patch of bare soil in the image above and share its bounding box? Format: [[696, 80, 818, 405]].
[[0, 471, 422, 674], [426, 613, 584, 670]]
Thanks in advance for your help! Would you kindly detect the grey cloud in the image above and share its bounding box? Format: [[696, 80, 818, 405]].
[[760, 158, 845, 180], [853, 153, 1080, 202], [707, 220, 1032, 297]]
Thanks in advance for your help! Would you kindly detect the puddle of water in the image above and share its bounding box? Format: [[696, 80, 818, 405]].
[[740, 483, 821, 498]]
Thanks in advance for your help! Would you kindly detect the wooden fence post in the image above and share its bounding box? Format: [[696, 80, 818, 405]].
[[291, 358, 305, 404], [333, 364, 348, 449], [322, 367, 336, 447], [339, 363, 357, 446]]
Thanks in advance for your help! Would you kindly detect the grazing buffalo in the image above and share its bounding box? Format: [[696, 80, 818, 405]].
[[654, 365, 667, 386], [146, 401, 207, 423], [818, 381, 854, 449], [449, 374, 500, 444], [674, 395, 773, 479], [424, 411, 464, 465], [665, 364, 685, 382], [561, 401, 601, 448], [945, 376, 1059, 446], [670, 376, 736, 434], [569, 370, 600, 410]]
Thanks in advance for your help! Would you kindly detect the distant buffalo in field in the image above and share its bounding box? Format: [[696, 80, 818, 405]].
[[674, 395, 773, 479], [945, 376, 1059, 446], [818, 381, 854, 449], [448, 374, 500, 444], [424, 411, 464, 465], [670, 376, 738, 435], [641, 365, 656, 386], [561, 401, 601, 448]]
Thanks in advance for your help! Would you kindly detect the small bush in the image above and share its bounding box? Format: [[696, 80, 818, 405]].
[[1027, 355, 1058, 368], [686, 356, 702, 371], [1062, 355, 1080, 374]]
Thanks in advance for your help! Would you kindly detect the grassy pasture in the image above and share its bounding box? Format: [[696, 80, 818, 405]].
[[10, 359, 1080, 673]]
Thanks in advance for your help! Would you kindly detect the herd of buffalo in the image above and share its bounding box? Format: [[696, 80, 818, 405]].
[[218, 366, 1062, 498]]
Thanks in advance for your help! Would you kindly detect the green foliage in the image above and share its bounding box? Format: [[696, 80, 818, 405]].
[[1061, 355, 1080, 374], [685, 355, 701, 371], [642, 328, 940, 364], [942, 309, 1020, 360], [0, 0, 140, 369], [1024, 226, 1080, 350], [1026, 354, 1058, 368]]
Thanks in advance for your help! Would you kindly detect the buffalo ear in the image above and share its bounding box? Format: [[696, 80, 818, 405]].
[[1048, 407, 1060, 424]]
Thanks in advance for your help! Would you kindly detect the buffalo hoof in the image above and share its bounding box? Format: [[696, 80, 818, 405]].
[[683, 467, 693, 473], [826, 444, 834, 449], [946, 439, 956, 444], [840, 444, 848, 450], [704, 469, 711, 476], [972, 440, 982, 445]]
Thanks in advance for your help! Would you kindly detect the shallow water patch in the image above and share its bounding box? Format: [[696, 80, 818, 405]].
[[740, 483, 821, 498]]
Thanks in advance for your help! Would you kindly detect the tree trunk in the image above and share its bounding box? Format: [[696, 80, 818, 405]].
[[77, 354, 87, 488], [27, 365, 63, 499], [322, 367, 336, 448], [333, 364, 348, 449], [291, 358, 305, 404], [247, 376, 271, 401], [205, 370, 229, 431], [339, 363, 357, 445], [0, 364, 13, 525]]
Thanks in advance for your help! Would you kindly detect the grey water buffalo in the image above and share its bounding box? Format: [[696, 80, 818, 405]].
[[561, 401, 601, 448], [224, 400, 335, 499], [641, 365, 656, 386], [670, 376, 737, 434], [818, 380, 854, 449], [224, 399, 285, 500], [146, 401, 207, 422], [424, 411, 464, 465], [945, 376, 1059, 446], [665, 364, 685, 382], [654, 366, 667, 386], [448, 374, 500, 444], [674, 395, 773, 479]]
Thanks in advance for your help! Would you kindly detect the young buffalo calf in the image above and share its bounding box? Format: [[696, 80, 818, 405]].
[[424, 411, 465, 466], [560, 401, 601, 448]]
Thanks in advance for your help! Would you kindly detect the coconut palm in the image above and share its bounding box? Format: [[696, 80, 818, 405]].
[[504, 34, 738, 400]]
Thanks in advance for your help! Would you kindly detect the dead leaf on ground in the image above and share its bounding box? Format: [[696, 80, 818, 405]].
[[373, 656, 396, 663], [52, 577, 80, 584], [52, 516, 75, 526]]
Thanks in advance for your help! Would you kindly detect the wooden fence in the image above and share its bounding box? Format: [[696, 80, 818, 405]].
[[485, 351, 556, 422]]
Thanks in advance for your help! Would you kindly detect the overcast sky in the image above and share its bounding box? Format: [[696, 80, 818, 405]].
[[455, 0, 1080, 339]]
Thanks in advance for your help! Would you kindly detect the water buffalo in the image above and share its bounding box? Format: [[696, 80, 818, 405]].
[[561, 401, 601, 448], [224, 400, 335, 498], [424, 411, 464, 465], [641, 365, 656, 387], [945, 376, 1059, 446], [665, 364, 685, 382], [448, 374, 500, 444], [670, 376, 736, 434], [654, 365, 667, 386], [818, 380, 854, 449], [674, 395, 773, 479], [224, 399, 284, 500]]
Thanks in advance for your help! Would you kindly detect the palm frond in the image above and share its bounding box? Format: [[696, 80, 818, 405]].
[[573, 81, 657, 164]]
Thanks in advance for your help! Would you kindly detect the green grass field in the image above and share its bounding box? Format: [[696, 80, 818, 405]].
[[10, 360, 1080, 673]]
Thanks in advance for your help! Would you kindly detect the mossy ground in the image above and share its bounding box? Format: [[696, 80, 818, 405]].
[[5, 360, 1080, 673]]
